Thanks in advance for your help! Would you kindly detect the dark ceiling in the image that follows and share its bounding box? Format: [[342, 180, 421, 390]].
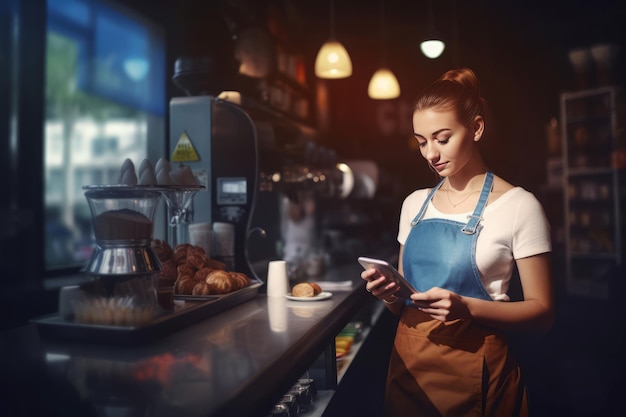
[[131, 0, 626, 190], [282, 0, 626, 189], [150, 0, 625, 104], [285, 0, 625, 86]]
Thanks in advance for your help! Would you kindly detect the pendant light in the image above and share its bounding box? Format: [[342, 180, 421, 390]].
[[420, 0, 445, 59], [315, 0, 353, 79], [368, 0, 400, 99]]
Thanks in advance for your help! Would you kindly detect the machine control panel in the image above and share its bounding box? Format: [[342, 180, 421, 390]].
[[217, 177, 247, 205]]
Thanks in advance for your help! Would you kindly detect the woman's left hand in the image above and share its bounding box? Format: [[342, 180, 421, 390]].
[[410, 287, 471, 322]]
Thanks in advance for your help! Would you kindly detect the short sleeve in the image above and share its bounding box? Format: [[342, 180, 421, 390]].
[[397, 189, 430, 245], [511, 192, 552, 259]]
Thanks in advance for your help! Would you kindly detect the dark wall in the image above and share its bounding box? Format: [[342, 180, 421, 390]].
[[311, 0, 626, 196], [121, 0, 626, 197]]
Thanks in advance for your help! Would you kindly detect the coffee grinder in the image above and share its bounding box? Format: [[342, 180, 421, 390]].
[[168, 57, 260, 278], [77, 186, 165, 324]]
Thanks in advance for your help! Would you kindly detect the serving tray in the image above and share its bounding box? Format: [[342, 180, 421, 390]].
[[33, 282, 262, 346]]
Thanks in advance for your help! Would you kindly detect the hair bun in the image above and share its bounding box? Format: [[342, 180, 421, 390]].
[[415, 67, 487, 127], [440, 67, 480, 97]]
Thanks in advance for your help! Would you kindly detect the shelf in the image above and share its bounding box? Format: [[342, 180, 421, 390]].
[[560, 85, 623, 299], [336, 302, 385, 383], [239, 95, 317, 135]]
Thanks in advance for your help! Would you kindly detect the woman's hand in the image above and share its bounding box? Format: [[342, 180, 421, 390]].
[[410, 287, 471, 322], [361, 268, 400, 303]]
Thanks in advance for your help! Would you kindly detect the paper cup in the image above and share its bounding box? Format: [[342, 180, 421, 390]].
[[267, 260, 289, 297], [213, 222, 235, 254], [189, 222, 212, 256], [213, 222, 235, 270]]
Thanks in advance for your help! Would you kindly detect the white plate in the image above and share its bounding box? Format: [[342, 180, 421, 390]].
[[285, 291, 333, 302]]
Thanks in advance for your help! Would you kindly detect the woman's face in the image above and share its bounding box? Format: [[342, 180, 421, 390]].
[[412, 108, 482, 177]]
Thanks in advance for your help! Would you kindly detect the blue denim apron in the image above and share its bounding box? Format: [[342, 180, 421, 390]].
[[403, 171, 493, 300], [384, 172, 527, 417]]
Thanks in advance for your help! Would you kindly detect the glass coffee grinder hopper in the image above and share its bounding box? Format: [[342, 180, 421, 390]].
[[78, 185, 164, 325]]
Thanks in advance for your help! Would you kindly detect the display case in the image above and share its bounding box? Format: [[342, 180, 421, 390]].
[[560, 86, 624, 297]]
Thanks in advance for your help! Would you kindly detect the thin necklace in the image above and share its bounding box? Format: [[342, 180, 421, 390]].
[[442, 172, 489, 207], [444, 188, 479, 207]]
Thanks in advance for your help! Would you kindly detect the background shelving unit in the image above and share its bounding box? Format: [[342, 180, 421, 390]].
[[560, 86, 624, 298]]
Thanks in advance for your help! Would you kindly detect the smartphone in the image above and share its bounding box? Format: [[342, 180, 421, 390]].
[[358, 256, 418, 299]]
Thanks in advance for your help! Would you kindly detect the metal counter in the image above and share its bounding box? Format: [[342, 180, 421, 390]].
[[0, 262, 370, 417]]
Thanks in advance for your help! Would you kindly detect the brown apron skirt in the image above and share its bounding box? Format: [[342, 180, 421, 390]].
[[383, 308, 528, 417]]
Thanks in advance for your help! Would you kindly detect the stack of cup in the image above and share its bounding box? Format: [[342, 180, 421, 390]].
[[188, 222, 212, 257], [213, 222, 235, 270]]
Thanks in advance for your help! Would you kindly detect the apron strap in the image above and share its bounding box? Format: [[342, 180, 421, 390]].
[[409, 172, 494, 232], [410, 178, 445, 227], [461, 171, 494, 234]]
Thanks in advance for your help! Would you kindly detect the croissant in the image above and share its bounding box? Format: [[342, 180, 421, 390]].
[[205, 270, 232, 294], [291, 282, 322, 297]]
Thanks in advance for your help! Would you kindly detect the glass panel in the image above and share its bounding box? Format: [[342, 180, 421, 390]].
[[45, 0, 165, 270]]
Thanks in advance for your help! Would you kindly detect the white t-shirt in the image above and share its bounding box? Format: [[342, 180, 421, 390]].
[[397, 187, 551, 301]]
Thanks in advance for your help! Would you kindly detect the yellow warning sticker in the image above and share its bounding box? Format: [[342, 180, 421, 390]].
[[171, 131, 200, 162]]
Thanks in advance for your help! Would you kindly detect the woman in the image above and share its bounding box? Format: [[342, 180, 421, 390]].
[[362, 68, 554, 417]]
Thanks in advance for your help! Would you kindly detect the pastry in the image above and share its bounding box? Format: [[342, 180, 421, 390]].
[[173, 243, 192, 264], [229, 272, 250, 290], [204, 258, 227, 270], [152, 239, 173, 262], [187, 253, 206, 270], [291, 282, 322, 297], [205, 270, 232, 294], [177, 263, 196, 278], [309, 283, 322, 294], [165, 242, 253, 295], [175, 275, 199, 294], [187, 244, 206, 258], [160, 260, 178, 281], [194, 267, 214, 281], [192, 281, 211, 295]]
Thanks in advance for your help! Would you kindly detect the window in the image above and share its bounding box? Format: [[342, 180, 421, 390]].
[[45, 0, 166, 270]]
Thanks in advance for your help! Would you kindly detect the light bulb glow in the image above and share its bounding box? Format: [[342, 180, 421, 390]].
[[420, 39, 446, 59], [315, 41, 353, 79], [368, 68, 401, 99]]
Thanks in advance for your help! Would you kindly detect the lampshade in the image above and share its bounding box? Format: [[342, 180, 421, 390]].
[[420, 39, 445, 59], [368, 0, 400, 99], [315, 0, 352, 79], [315, 40, 353, 79], [368, 68, 400, 99], [420, 0, 445, 59]]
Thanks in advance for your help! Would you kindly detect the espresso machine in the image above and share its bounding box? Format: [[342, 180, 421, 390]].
[[168, 57, 260, 279]]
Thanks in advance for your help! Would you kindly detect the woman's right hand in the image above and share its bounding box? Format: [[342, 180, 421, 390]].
[[362, 268, 400, 303]]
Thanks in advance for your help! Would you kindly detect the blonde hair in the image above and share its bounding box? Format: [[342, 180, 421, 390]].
[[414, 68, 488, 127]]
